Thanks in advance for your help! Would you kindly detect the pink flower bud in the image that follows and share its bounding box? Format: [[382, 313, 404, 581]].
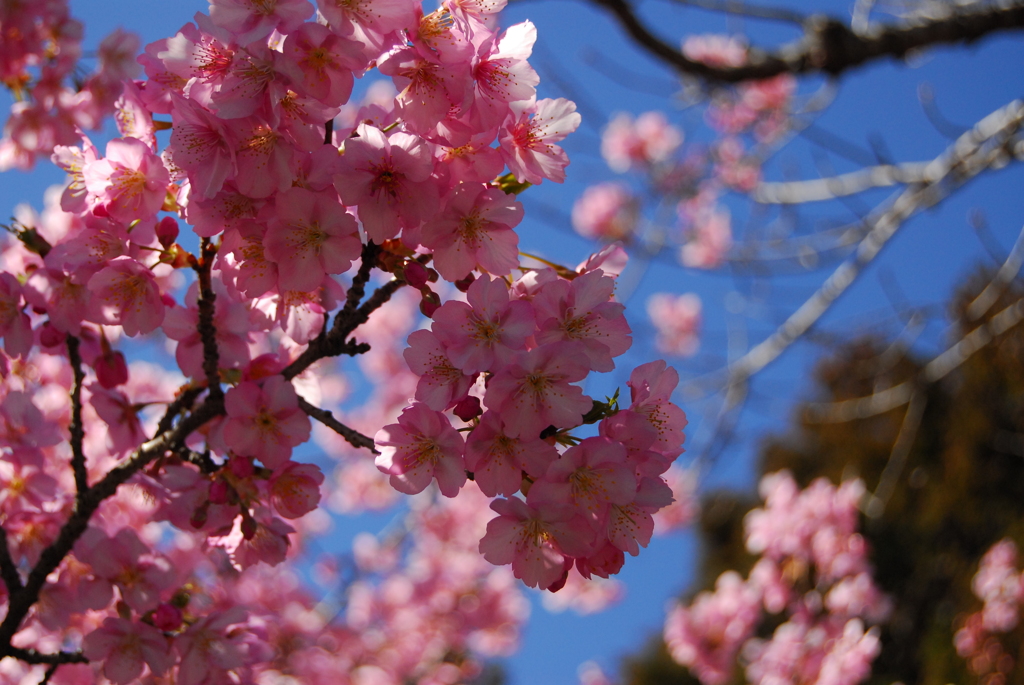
[[39, 323, 64, 349], [420, 289, 441, 317], [454, 273, 476, 292], [209, 479, 229, 505], [151, 602, 183, 631], [190, 503, 209, 529], [94, 350, 129, 388], [404, 261, 430, 289], [270, 462, 324, 519], [241, 513, 258, 540], [453, 395, 482, 422], [156, 216, 179, 249], [230, 455, 255, 479]]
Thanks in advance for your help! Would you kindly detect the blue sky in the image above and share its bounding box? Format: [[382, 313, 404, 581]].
[[1, 1, 1023, 683]]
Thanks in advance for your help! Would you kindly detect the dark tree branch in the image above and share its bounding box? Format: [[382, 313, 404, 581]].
[[298, 396, 379, 453], [662, 0, 807, 25], [332, 241, 381, 337], [194, 239, 222, 402], [65, 335, 88, 495], [4, 647, 87, 666], [0, 394, 224, 653], [154, 384, 205, 437], [39, 663, 58, 685], [589, 0, 1024, 82], [0, 526, 23, 594]]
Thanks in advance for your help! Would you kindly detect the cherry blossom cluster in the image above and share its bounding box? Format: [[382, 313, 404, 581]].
[[569, 34, 797, 304], [376, 253, 689, 591], [954, 539, 1024, 685], [0, 0, 697, 679], [0, 0, 141, 170], [646, 292, 701, 357], [664, 471, 890, 685]]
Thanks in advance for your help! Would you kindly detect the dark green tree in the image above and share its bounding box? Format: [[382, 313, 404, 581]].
[[624, 269, 1024, 685]]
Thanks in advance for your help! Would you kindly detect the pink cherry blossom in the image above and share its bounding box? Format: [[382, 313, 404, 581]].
[[83, 136, 169, 222], [533, 268, 632, 372], [374, 402, 467, 497], [209, 0, 313, 45], [333, 123, 439, 243], [483, 341, 592, 439], [528, 437, 636, 528], [431, 274, 534, 373], [280, 22, 366, 107], [403, 328, 476, 410], [479, 496, 596, 590], [465, 410, 557, 496], [572, 182, 639, 242], [86, 256, 166, 336], [421, 183, 524, 281], [499, 97, 580, 185], [82, 617, 174, 684], [223, 375, 312, 469], [270, 461, 325, 519], [647, 292, 701, 357], [601, 111, 683, 173], [263, 186, 361, 292]]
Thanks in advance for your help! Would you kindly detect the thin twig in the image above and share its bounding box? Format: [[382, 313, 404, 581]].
[[65, 335, 88, 495], [966, 222, 1024, 321], [298, 396, 379, 453], [806, 297, 1024, 422], [682, 99, 1024, 400], [863, 390, 927, 518], [154, 385, 204, 437], [38, 663, 58, 685]]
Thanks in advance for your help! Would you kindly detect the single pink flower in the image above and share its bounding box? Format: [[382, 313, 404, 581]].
[[82, 617, 174, 684], [484, 341, 592, 439], [223, 375, 312, 469], [83, 137, 170, 223], [528, 436, 636, 528], [374, 402, 467, 497], [333, 123, 439, 243], [209, 0, 314, 44], [263, 186, 361, 292], [421, 183, 524, 281], [280, 22, 366, 107], [465, 410, 557, 496], [479, 496, 595, 590], [85, 256, 166, 337], [403, 328, 476, 410], [647, 292, 701, 357], [499, 97, 580, 185], [533, 269, 632, 373], [269, 461, 325, 519], [431, 274, 534, 373]]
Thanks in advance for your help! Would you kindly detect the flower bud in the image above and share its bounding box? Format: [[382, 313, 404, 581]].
[[156, 216, 179, 248], [94, 350, 129, 389], [404, 261, 430, 289], [453, 395, 482, 422], [152, 602, 183, 631], [420, 289, 441, 317]]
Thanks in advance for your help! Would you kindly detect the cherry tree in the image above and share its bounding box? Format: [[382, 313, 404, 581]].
[[0, 0, 1022, 683]]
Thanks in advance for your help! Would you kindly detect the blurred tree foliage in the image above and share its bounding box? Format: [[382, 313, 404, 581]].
[[623, 269, 1024, 685]]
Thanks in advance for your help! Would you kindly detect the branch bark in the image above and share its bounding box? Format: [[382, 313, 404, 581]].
[[589, 0, 1024, 82]]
